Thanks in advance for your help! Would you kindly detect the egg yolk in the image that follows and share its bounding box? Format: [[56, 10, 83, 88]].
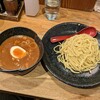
[[13, 48, 26, 59], [10, 46, 27, 59]]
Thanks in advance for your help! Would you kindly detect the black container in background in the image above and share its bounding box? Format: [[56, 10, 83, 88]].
[[0, 0, 5, 13]]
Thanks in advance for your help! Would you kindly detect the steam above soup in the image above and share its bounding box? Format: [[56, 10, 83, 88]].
[[0, 35, 40, 70]]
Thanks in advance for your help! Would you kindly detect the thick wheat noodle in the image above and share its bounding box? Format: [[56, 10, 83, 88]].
[[54, 34, 100, 73]]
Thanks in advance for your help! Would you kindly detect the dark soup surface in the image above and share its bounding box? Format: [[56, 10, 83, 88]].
[[0, 35, 40, 70]]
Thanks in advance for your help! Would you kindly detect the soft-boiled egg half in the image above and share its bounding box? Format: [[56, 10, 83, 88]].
[[10, 46, 27, 59]]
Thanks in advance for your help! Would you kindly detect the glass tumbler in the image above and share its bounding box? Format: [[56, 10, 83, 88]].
[[45, 0, 60, 20]]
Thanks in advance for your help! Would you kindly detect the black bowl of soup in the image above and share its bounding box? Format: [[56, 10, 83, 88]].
[[0, 27, 44, 75]]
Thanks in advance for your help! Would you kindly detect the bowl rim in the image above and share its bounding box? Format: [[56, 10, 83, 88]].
[[0, 26, 44, 72]]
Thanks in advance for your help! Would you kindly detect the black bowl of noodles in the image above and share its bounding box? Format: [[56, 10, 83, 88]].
[[42, 22, 100, 88], [0, 27, 44, 75]]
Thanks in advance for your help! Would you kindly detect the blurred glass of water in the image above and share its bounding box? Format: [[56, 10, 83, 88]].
[[45, 0, 60, 20]]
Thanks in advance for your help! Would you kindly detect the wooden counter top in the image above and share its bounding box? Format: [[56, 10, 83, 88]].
[[0, 6, 100, 100]]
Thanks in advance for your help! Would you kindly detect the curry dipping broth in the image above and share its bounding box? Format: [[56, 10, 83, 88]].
[[0, 35, 40, 70]]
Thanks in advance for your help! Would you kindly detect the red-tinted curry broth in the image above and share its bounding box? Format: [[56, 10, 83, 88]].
[[0, 35, 40, 70]]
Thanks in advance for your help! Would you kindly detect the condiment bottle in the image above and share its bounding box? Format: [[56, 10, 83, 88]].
[[24, 0, 40, 16], [0, 0, 5, 13], [3, 0, 18, 16]]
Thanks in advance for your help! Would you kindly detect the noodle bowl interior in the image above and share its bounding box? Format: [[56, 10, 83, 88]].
[[0, 35, 40, 70], [54, 34, 100, 73]]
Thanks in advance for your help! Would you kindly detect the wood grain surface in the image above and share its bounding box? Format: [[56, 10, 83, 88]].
[[0, 5, 100, 100], [39, 0, 97, 11]]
